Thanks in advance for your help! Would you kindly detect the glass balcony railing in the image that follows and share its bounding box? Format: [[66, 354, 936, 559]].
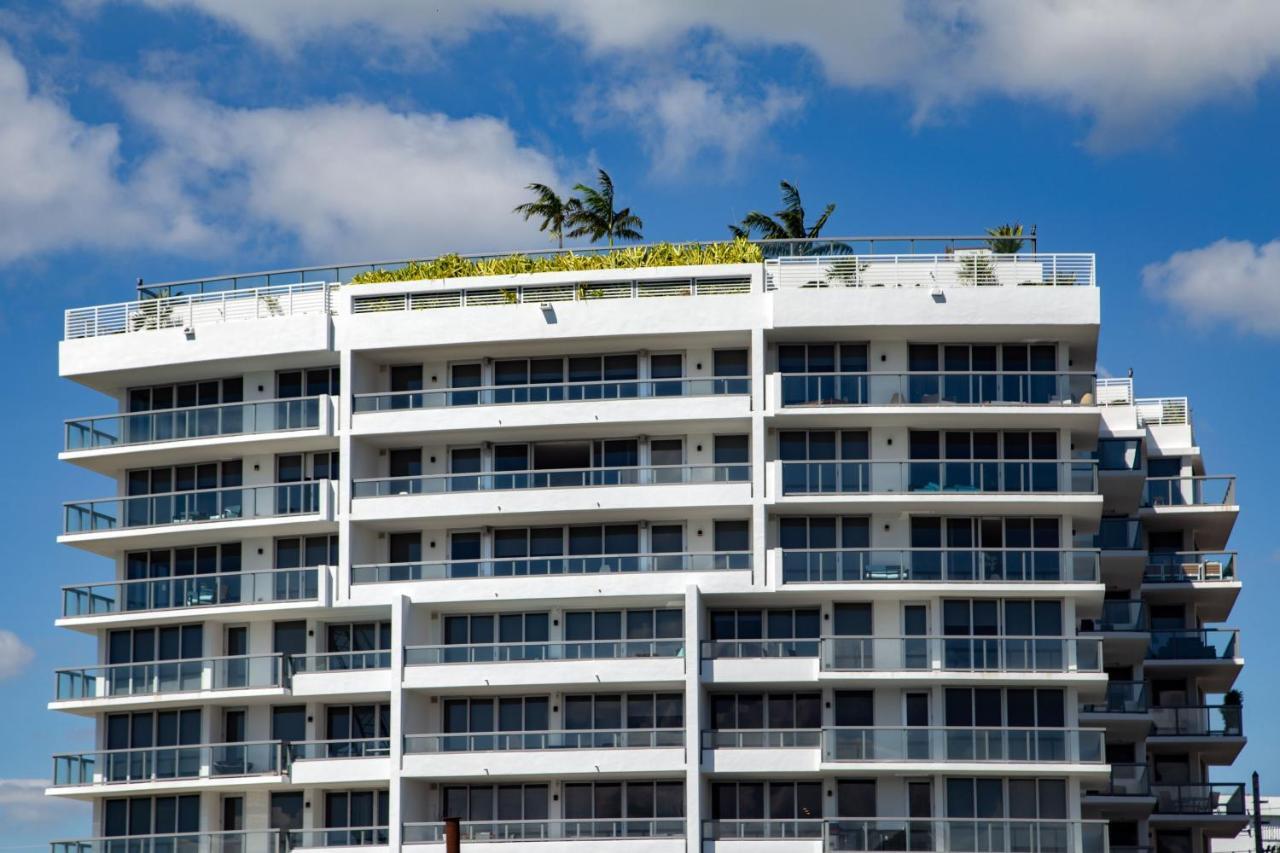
[[1150, 704, 1243, 737], [1082, 681, 1149, 714], [352, 552, 750, 584], [1143, 476, 1236, 507], [55, 654, 288, 701], [289, 738, 391, 760], [354, 377, 749, 411], [1144, 552, 1237, 583], [64, 397, 324, 450], [405, 728, 683, 753], [288, 651, 391, 673], [703, 819, 825, 840], [779, 460, 1096, 495], [1096, 438, 1143, 472], [52, 741, 284, 786], [1088, 763, 1151, 797], [1151, 783, 1246, 815], [1090, 518, 1143, 550], [61, 567, 318, 617], [1147, 629, 1239, 662], [703, 729, 821, 749], [402, 820, 683, 843], [404, 639, 684, 666], [285, 828, 388, 848], [353, 464, 749, 497], [51, 831, 285, 853], [821, 727, 1104, 764], [819, 636, 1103, 673], [826, 818, 1108, 853], [778, 548, 1099, 585], [64, 482, 324, 533], [1080, 600, 1148, 633], [778, 371, 1094, 407]]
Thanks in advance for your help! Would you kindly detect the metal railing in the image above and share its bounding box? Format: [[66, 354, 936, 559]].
[[52, 741, 285, 786], [65, 397, 324, 450], [702, 729, 821, 749], [289, 650, 391, 673], [777, 548, 1099, 585], [51, 831, 285, 853], [54, 654, 288, 700], [354, 377, 749, 411], [62, 567, 318, 617], [777, 371, 1095, 407], [1144, 552, 1237, 583], [286, 827, 388, 848], [822, 727, 1103, 764], [1143, 476, 1236, 507], [1096, 377, 1134, 406], [703, 819, 825, 839], [1087, 763, 1151, 797], [778, 459, 1097, 495], [64, 282, 330, 340], [764, 253, 1096, 289], [353, 464, 749, 497], [818, 636, 1102, 673], [1082, 681, 1148, 714], [1135, 397, 1189, 426], [1150, 704, 1243, 737], [1147, 629, 1240, 662], [1151, 783, 1246, 815], [352, 552, 749, 584], [1080, 600, 1148, 633], [825, 818, 1108, 852], [405, 728, 683, 753], [289, 738, 391, 760], [64, 482, 325, 533], [402, 819, 683, 842], [404, 639, 684, 666]]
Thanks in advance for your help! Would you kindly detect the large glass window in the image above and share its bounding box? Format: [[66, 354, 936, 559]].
[[909, 430, 1059, 493], [779, 343, 869, 405], [779, 430, 870, 494], [442, 785, 548, 823], [104, 795, 199, 837]]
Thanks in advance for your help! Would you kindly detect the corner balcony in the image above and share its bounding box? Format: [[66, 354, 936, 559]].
[[52, 830, 284, 853], [58, 566, 326, 630], [774, 548, 1099, 588], [1145, 629, 1242, 691], [1085, 518, 1145, 587], [60, 283, 333, 385], [289, 651, 393, 700], [61, 481, 336, 554], [771, 460, 1099, 520], [1080, 682, 1151, 738], [1149, 783, 1248, 835], [1142, 552, 1240, 622], [701, 636, 1103, 687], [51, 653, 288, 713], [402, 639, 687, 692], [351, 464, 751, 524], [349, 552, 751, 606], [352, 377, 750, 436], [50, 740, 285, 797], [288, 737, 392, 785], [403, 820, 684, 850], [1079, 601, 1149, 665], [402, 728, 685, 780], [1096, 438, 1145, 514], [1148, 704, 1245, 763], [62, 396, 336, 472], [1083, 764, 1155, 817], [1140, 476, 1238, 550]]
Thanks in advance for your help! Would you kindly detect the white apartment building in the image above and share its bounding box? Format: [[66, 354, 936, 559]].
[[48, 244, 1244, 853]]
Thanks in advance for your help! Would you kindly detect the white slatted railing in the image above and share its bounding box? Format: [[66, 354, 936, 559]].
[[764, 253, 1095, 290]]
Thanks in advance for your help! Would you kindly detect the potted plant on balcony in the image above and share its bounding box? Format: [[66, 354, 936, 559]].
[[1222, 689, 1243, 734]]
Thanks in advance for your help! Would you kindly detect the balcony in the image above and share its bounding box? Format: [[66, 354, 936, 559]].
[[1081, 601, 1148, 665], [1081, 682, 1150, 737], [287, 828, 389, 850], [776, 548, 1098, 585], [1151, 783, 1246, 820], [53, 654, 288, 710], [403, 729, 685, 780], [1095, 438, 1144, 514], [403, 639, 686, 691], [1149, 704, 1245, 763], [701, 728, 821, 774], [1142, 553, 1240, 621], [52, 831, 284, 853], [1147, 630, 1242, 691], [352, 552, 750, 584], [354, 464, 749, 496], [1141, 477, 1237, 549], [778, 459, 1096, 496], [51, 741, 284, 792], [821, 727, 1104, 767], [765, 252, 1096, 289], [774, 371, 1095, 408], [403, 820, 683, 846], [288, 738, 392, 785], [824, 818, 1108, 853], [1086, 763, 1153, 799], [60, 567, 320, 623], [289, 651, 392, 699]]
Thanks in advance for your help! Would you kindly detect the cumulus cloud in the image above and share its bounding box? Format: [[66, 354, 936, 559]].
[[0, 629, 35, 680], [1142, 238, 1280, 336], [104, 0, 1280, 150]]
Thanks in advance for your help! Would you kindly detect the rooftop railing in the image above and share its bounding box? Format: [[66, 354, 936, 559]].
[[353, 376, 749, 412], [779, 459, 1097, 496], [351, 551, 750, 584], [65, 397, 324, 451], [1144, 552, 1237, 584], [404, 639, 684, 666], [61, 567, 318, 618], [54, 654, 288, 701], [1151, 783, 1246, 816], [776, 371, 1095, 407], [821, 727, 1104, 764], [64, 482, 325, 533], [701, 636, 1103, 673], [52, 740, 285, 786], [1143, 476, 1237, 508], [1096, 377, 1135, 406], [764, 253, 1095, 289], [777, 548, 1099, 585], [1147, 629, 1240, 662], [1135, 397, 1189, 426], [404, 728, 683, 753], [1150, 704, 1243, 737], [64, 282, 331, 340], [51, 831, 284, 853], [352, 464, 749, 498]]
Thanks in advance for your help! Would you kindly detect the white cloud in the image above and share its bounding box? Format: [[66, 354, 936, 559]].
[[104, 0, 1280, 150], [0, 629, 35, 680], [1142, 237, 1280, 336], [0, 778, 87, 830]]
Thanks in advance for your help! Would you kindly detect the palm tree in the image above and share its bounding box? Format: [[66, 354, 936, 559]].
[[729, 181, 843, 255], [565, 169, 644, 247], [513, 183, 570, 249], [986, 222, 1027, 254]]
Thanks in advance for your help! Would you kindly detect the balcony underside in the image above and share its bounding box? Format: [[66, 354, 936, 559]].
[[402, 748, 686, 781], [1139, 505, 1238, 551], [764, 406, 1100, 435], [1098, 469, 1145, 515], [1140, 581, 1240, 623], [60, 430, 337, 474], [59, 514, 337, 555], [771, 494, 1102, 525], [49, 685, 290, 716]]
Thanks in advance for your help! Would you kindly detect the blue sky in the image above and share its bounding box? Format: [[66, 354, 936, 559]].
[[1, 1, 1279, 845]]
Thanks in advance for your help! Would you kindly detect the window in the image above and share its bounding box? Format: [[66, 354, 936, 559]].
[[908, 430, 1059, 492], [325, 704, 391, 756], [946, 778, 1065, 822], [120, 545, 243, 610], [562, 781, 683, 829], [709, 608, 818, 656], [324, 790, 389, 841], [564, 609, 682, 656], [278, 368, 339, 398], [104, 709, 201, 781], [325, 621, 391, 669], [564, 693, 682, 731], [779, 343, 869, 405], [941, 600, 1064, 669], [710, 693, 820, 730], [443, 697, 549, 745], [129, 378, 243, 412], [442, 612, 549, 662], [389, 366, 423, 409], [276, 451, 339, 482], [712, 781, 821, 823], [124, 379, 245, 440], [908, 517, 1063, 581], [650, 353, 684, 396], [124, 462, 243, 524], [714, 434, 750, 465], [779, 431, 870, 494], [388, 532, 421, 565], [779, 517, 869, 582], [104, 795, 199, 837], [836, 780, 877, 817], [907, 343, 1059, 403], [714, 349, 749, 377], [275, 535, 338, 568], [108, 625, 202, 665], [442, 785, 547, 822], [713, 520, 749, 553]]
